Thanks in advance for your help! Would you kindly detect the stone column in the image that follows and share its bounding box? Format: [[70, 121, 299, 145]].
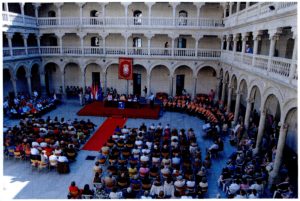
[[192, 76, 197, 99], [233, 35, 238, 52], [145, 33, 153, 56], [269, 124, 288, 183], [229, 2, 233, 15], [122, 33, 130, 55], [11, 77, 18, 96], [244, 99, 252, 129], [221, 80, 226, 103], [245, 2, 250, 9], [226, 36, 231, 51], [252, 32, 260, 65], [101, 33, 108, 55], [237, 2, 240, 12], [146, 2, 154, 26], [6, 32, 14, 57], [36, 34, 41, 54], [194, 3, 204, 26], [289, 33, 297, 82], [77, 3, 84, 25], [221, 36, 225, 50], [34, 3, 41, 19], [241, 33, 247, 53], [78, 33, 85, 55], [171, 2, 179, 26], [26, 75, 32, 95], [4, 2, 9, 11], [54, 3, 63, 25], [57, 33, 64, 54], [22, 33, 29, 55], [81, 69, 86, 94], [267, 30, 277, 72], [20, 3, 25, 23], [121, 2, 130, 25], [253, 110, 266, 154], [233, 91, 241, 124], [226, 86, 232, 113], [169, 75, 174, 96], [61, 69, 65, 95], [146, 74, 151, 97], [104, 71, 107, 95]]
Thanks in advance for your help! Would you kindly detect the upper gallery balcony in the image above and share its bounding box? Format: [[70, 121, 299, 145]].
[[2, 2, 224, 29]]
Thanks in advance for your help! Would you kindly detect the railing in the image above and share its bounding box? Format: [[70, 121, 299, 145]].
[[234, 52, 242, 62], [12, 47, 26, 56], [197, 49, 221, 58], [82, 17, 104, 26], [243, 53, 253, 65], [40, 47, 60, 55], [27, 47, 39, 55], [62, 47, 82, 55], [254, 55, 269, 72], [61, 17, 80, 26], [3, 48, 11, 57], [38, 17, 59, 26], [175, 17, 197, 27], [83, 47, 103, 55], [127, 17, 149, 26], [226, 2, 297, 27], [127, 47, 148, 56], [199, 18, 224, 27], [3, 11, 37, 27], [105, 47, 126, 55], [104, 17, 126, 27], [150, 48, 172, 56], [174, 48, 195, 57], [293, 64, 298, 80], [269, 57, 291, 77], [151, 17, 173, 26]]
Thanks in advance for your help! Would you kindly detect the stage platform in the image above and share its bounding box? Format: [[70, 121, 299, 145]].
[[77, 101, 161, 119]]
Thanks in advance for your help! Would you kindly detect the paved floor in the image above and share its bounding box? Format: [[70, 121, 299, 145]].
[[3, 99, 235, 199]]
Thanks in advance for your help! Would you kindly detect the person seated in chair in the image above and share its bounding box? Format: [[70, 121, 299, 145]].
[[68, 181, 82, 199]]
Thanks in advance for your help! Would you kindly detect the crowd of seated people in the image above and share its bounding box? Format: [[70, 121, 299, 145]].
[[218, 114, 296, 198], [105, 93, 139, 102], [66, 86, 83, 99], [88, 123, 216, 199], [4, 92, 60, 119], [163, 93, 234, 138], [4, 116, 95, 174], [68, 181, 95, 199]]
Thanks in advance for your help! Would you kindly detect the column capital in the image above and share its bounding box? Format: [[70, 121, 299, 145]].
[[169, 33, 179, 40], [246, 98, 254, 103], [19, 2, 25, 7], [100, 32, 109, 39], [34, 3, 41, 9], [54, 3, 64, 8], [169, 2, 180, 8], [193, 2, 205, 9], [268, 29, 279, 39], [145, 2, 155, 8], [26, 74, 32, 79], [21, 33, 30, 39], [76, 2, 85, 8], [192, 34, 203, 41], [77, 32, 86, 39], [55, 32, 65, 39], [241, 32, 249, 41], [5, 32, 14, 39], [145, 33, 154, 40], [121, 32, 131, 39], [121, 2, 131, 8], [226, 35, 232, 41]]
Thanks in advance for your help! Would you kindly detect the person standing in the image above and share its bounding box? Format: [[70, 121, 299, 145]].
[[149, 93, 155, 108], [143, 86, 147, 97]]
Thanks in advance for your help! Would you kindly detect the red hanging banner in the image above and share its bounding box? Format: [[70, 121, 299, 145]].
[[119, 57, 133, 80]]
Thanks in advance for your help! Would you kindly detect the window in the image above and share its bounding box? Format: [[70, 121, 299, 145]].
[[133, 10, 142, 25], [48, 10, 56, 17], [133, 37, 142, 48], [179, 10, 188, 25], [91, 37, 100, 46]]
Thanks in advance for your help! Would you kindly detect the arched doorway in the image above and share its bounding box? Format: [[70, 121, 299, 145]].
[[179, 10, 188, 25], [150, 65, 170, 95], [64, 63, 82, 88], [174, 65, 193, 96], [16, 66, 28, 94], [248, 86, 262, 127], [31, 64, 41, 93], [236, 79, 248, 121], [133, 10, 142, 25], [132, 64, 147, 96], [45, 62, 61, 95], [228, 75, 238, 112], [85, 63, 102, 89], [3, 69, 14, 97], [196, 66, 217, 94]]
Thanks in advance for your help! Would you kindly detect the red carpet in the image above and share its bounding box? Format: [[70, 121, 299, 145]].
[[77, 101, 161, 119], [82, 117, 127, 151]]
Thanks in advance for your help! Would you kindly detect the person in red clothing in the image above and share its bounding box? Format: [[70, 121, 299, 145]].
[[68, 181, 82, 199]]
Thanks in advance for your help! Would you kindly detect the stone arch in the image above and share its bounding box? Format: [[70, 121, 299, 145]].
[[104, 61, 118, 74], [284, 107, 297, 153], [282, 98, 297, 123], [29, 59, 42, 72], [173, 65, 193, 96], [223, 71, 230, 105], [261, 86, 284, 115], [195, 62, 219, 78], [196, 66, 217, 94], [149, 62, 171, 76], [14, 62, 29, 77], [150, 65, 170, 95], [248, 85, 262, 115]]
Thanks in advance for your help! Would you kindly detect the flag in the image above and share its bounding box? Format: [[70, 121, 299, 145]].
[[97, 82, 103, 101], [91, 84, 98, 100], [119, 57, 133, 80]]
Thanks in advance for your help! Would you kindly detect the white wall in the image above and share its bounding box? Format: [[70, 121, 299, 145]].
[[106, 64, 127, 94], [128, 35, 148, 48], [83, 3, 102, 17], [61, 3, 79, 17], [176, 3, 197, 18], [196, 67, 217, 94], [200, 4, 223, 18], [128, 3, 148, 17], [173, 66, 193, 95], [64, 63, 82, 87], [150, 66, 169, 94], [106, 34, 125, 47], [129, 65, 147, 95], [259, 36, 270, 56], [105, 3, 125, 17], [175, 36, 195, 48], [152, 35, 171, 48], [84, 34, 103, 46], [63, 34, 80, 46], [39, 4, 57, 17], [199, 37, 221, 49], [47, 65, 62, 93], [151, 3, 172, 17]]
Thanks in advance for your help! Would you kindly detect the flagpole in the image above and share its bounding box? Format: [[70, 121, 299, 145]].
[[126, 80, 129, 96]]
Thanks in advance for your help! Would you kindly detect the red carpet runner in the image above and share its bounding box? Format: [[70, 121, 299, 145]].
[[82, 117, 127, 151]]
